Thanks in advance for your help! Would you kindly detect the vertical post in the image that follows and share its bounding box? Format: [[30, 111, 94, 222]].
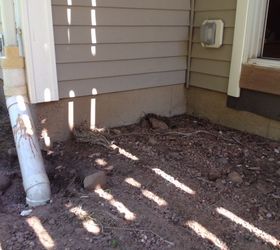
[[227, 0, 250, 97], [0, 0, 17, 46]]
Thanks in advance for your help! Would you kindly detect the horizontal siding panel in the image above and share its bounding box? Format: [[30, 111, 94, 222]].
[[195, 0, 236, 11], [54, 26, 189, 44], [57, 57, 187, 81], [190, 72, 228, 93], [53, 6, 190, 26], [55, 42, 187, 63], [59, 71, 186, 98], [194, 10, 236, 27], [193, 27, 234, 45], [52, 0, 190, 10], [188, 1, 236, 94], [191, 59, 230, 77], [192, 44, 232, 61]]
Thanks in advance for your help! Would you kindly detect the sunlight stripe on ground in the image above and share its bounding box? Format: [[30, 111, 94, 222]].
[[27, 217, 55, 249], [216, 207, 280, 247], [152, 168, 196, 195], [125, 177, 168, 206], [70, 206, 101, 235], [95, 188, 136, 221], [186, 221, 229, 250], [110, 144, 139, 161]]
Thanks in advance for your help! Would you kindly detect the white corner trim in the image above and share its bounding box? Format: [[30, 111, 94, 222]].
[[227, 0, 250, 97], [19, 0, 59, 103]]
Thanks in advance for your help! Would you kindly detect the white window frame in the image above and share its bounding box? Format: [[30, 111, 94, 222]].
[[17, 0, 58, 103], [228, 0, 279, 97]]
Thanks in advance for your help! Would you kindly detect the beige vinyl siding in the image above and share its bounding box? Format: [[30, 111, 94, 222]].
[[51, 0, 190, 98], [189, 0, 237, 93]]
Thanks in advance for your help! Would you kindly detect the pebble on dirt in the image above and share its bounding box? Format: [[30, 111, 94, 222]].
[[207, 168, 222, 181], [0, 174, 11, 193], [148, 137, 157, 146], [83, 171, 107, 191], [149, 117, 169, 130], [7, 147, 18, 167], [7, 147, 17, 159], [256, 181, 275, 195], [228, 171, 243, 184]]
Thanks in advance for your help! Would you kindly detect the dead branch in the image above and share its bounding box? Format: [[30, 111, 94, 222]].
[[111, 130, 241, 145], [110, 130, 213, 138]]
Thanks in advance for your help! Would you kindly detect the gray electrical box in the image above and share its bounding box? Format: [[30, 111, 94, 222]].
[[200, 20, 224, 48]]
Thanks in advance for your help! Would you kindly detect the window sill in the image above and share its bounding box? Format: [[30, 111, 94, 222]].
[[248, 58, 280, 69], [240, 63, 280, 96]]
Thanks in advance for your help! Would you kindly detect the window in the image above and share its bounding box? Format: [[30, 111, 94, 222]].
[[262, 0, 280, 59], [228, 0, 280, 97]]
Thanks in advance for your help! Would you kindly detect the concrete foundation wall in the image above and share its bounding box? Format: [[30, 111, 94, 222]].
[[32, 84, 186, 142], [2, 80, 279, 142], [185, 87, 280, 140]]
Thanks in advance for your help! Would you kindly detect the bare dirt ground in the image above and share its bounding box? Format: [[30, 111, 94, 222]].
[[0, 104, 280, 250]]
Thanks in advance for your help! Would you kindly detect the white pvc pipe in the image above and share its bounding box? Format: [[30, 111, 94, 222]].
[[1, 0, 51, 207], [6, 86, 51, 207], [8, 98, 51, 206]]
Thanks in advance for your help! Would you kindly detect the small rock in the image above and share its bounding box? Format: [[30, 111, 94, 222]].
[[243, 149, 250, 157], [104, 165, 114, 173], [111, 129, 121, 135], [20, 209, 33, 217], [140, 118, 150, 128], [217, 157, 228, 164], [149, 117, 169, 130], [274, 148, 279, 154], [169, 152, 183, 160], [29, 241, 35, 247], [74, 228, 84, 234], [84, 171, 107, 191], [8, 148, 18, 167], [228, 171, 243, 184], [266, 213, 272, 218], [256, 182, 274, 194], [148, 137, 157, 146], [0, 175, 12, 192], [215, 179, 225, 190], [48, 218, 55, 225], [208, 168, 222, 181], [8, 147, 18, 158], [88, 152, 102, 158], [221, 166, 231, 175], [268, 158, 275, 162]]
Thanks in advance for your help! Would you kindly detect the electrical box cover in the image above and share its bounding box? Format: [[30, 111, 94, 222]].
[[200, 20, 224, 48]]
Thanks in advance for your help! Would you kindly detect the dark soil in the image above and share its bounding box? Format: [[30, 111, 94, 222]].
[[0, 104, 280, 250]]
